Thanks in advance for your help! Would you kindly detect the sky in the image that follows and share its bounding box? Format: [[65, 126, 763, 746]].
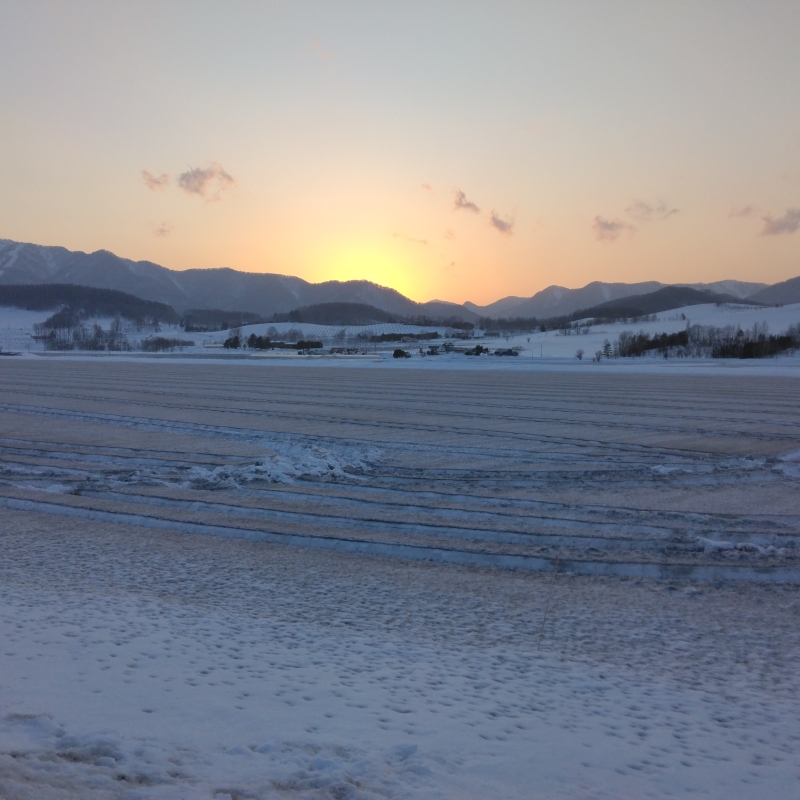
[[1, 1, 799, 305]]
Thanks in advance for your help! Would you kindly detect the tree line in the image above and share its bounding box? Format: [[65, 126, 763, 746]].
[[32, 310, 193, 352], [613, 323, 800, 359]]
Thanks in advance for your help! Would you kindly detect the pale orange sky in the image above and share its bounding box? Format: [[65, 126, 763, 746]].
[[1, 2, 799, 304]]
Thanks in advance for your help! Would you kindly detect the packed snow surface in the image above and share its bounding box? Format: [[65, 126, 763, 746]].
[[1, 359, 799, 798]]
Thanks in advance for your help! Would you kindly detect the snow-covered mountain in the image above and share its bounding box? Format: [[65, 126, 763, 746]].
[[0, 239, 472, 319], [0, 238, 784, 320], [466, 279, 768, 319], [466, 281, 664, 318]]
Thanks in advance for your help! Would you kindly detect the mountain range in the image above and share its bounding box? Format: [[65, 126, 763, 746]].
[[0, 239, 473, 321], [464, 279, 768, 319], [1, 238, 797, 321]]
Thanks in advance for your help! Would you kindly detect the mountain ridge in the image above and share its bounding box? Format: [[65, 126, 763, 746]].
[[0, 239, 476, 320], [1, 238, 792, 321], [466, 279, 768, 320], [570, 286, 745, 321], [746, 275, 800, 306]]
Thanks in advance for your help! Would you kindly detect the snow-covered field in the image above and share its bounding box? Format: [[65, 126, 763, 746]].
[[1, 359, 799, 798], [500, 301, 800, 361], [0, 309, 453, 355], [0, 308, 53, 353], [3, 302, 800, 369]]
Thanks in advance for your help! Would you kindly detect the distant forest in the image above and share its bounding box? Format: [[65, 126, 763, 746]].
[[272, 302, 399, 325], [271, 302, 475, 330], [0, 284, 180, 324], [181, 308, 267, 331]]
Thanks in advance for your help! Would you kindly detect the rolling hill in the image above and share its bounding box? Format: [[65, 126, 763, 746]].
[[570, 286, 745, 321], [747, 275, 800, 306], [0, 284, 180, 323]]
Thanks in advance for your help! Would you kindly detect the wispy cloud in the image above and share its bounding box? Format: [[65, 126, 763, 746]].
[[154, 222, 173, 238], [626, 199, 679, 221], [312, 37, 334, 64], [142, 170, 170, 191], [593, 216, 635, 242], [392, 232, 428, 245], [421, 183, 434, 196], [454, 189, 480, 213], [177, 163, 236, 200], [489, 210, 514, 235], [761, 208, 800, 236], [443, 229, 454, 240], [729, 204, 757, 219]]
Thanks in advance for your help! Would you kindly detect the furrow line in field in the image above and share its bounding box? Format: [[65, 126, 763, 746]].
[[5, 372, 800, 423], [247, 482, 800, 528], [6, 387, 800, 438], [3, 404, 790, 474], [1, 495, 796, 582], [82, 489, 683, 545]]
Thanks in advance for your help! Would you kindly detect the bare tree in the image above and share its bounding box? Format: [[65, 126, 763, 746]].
[[575, 348, 584, 361]]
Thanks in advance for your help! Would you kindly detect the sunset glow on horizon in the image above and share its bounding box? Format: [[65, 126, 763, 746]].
[[1, 2, 799, 305]]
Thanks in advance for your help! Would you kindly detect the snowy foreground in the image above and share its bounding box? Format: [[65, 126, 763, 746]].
[[1, 360, 799, 798]]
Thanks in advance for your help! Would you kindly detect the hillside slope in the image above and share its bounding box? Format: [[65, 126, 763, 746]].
[[0, 283, 180, 323], [747, 274, 800, 306], [573, 286, 742, 320]]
